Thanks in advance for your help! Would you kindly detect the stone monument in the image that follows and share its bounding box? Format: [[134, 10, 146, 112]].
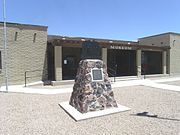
[[69, 41, 118, 113]]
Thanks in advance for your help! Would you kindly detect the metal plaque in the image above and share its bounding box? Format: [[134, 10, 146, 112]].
[[91, 68, 103, 81]]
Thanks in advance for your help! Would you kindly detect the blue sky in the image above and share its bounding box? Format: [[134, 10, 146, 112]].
[[1, 0, 180, 41]]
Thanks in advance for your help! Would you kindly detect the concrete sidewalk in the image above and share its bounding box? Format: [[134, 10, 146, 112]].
[[1, 77, 180, 94]]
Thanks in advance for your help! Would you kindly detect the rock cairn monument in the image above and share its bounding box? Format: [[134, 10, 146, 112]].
[[69, 41, 117, 113]]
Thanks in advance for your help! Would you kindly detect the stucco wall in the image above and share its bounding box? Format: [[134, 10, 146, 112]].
[[0, 24, 47, 85]]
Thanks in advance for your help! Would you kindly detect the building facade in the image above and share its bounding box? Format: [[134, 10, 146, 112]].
[[1, 22, 180, 85], [48, 35, 170, 82], [0, 22, 48, 85], [139, 32, 180, 75]]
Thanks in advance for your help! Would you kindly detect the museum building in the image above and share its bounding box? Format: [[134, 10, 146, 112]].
[[0, 22, 180, 85]]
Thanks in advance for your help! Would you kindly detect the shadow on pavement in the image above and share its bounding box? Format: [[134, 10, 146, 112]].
[[131, 111, 180, 122]]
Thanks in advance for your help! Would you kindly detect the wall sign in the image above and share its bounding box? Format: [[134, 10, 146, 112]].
[[64, 60, 67, 64], [110, 45, 132, 50]]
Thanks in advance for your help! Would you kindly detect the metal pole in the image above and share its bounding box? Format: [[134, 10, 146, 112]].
[[3, 0, 8, 91], [25, 72, 27, 87], [114, 64, 117, 82]]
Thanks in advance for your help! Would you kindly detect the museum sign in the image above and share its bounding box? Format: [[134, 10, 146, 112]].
[[110, 45, 133, 50]]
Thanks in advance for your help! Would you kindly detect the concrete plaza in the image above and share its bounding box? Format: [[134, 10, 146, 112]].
[[0, 78, 180, 135]]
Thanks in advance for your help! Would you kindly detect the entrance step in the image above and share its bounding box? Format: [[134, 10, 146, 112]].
[[143, 74, 170, 80], [110, 76, 139, 82], [51, 80, 75, 86], [51, 75, 170, 86], [52, 76, 139, 86]]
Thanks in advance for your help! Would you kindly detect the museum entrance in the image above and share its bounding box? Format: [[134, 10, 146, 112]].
[[141, 51, 162, 75], [107, 49, 136, 77], [62, 47, 82, 80]]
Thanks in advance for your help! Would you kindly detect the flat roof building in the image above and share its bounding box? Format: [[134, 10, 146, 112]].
[[1, 22, 180, 85], [0, 22, 48, 85], [47, 35, 170, 82]]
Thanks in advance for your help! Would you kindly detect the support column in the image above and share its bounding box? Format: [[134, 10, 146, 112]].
[[54, 46, 62, 81], [162, 51, 167, 74], [102, 48, 107, 64], [136, 49, 141, 78]]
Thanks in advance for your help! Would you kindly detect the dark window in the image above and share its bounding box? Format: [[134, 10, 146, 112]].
[[15, 32, 18, 41], [0, 51, 2, 69], [33, 33, 36, 43]]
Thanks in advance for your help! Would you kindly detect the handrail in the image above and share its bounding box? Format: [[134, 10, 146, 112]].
[[108, 67, 115, 72], [108, 70, 115, 78], [25, 69, 47, 87], [25, 69, 43, 73], [107, 65, 117, 82]]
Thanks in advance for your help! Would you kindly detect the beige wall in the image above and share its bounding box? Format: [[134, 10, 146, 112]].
[[102, 48, 107, 65], [54, 46, 62, 81], [169, 34, 180, 74], [136, 49, 141, 77], [0, 24, 47, 85], [139, 34, 170, 46], [139, 34, 170, 74], [139, 33, 180, 75]]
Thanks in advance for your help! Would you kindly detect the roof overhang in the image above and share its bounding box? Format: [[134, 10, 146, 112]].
[[48, 35, 170, 51]]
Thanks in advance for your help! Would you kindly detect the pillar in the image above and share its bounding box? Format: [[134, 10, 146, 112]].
[[102, 48, 107, 64], [162, 51, 167, 74], [54, 46, 62, 81], [136, 49, 141, 78]]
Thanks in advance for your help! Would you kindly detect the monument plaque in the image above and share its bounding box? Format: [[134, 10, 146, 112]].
[[91, 68, 103, 81]]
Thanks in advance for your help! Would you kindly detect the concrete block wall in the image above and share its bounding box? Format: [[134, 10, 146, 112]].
[[139, 34, 170, 46], [169, 34, 180, 75], [139, 33, 170, 74], [139, 33, 180, 75], [0, 23, 48, 85]]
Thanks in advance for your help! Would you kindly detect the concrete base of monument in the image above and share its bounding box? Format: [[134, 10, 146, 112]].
[[59, 101, 131, 121]]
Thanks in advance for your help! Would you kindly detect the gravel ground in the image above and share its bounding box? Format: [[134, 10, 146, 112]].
[[161, 81, 180, 86], [0, 86, 180, 135]]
